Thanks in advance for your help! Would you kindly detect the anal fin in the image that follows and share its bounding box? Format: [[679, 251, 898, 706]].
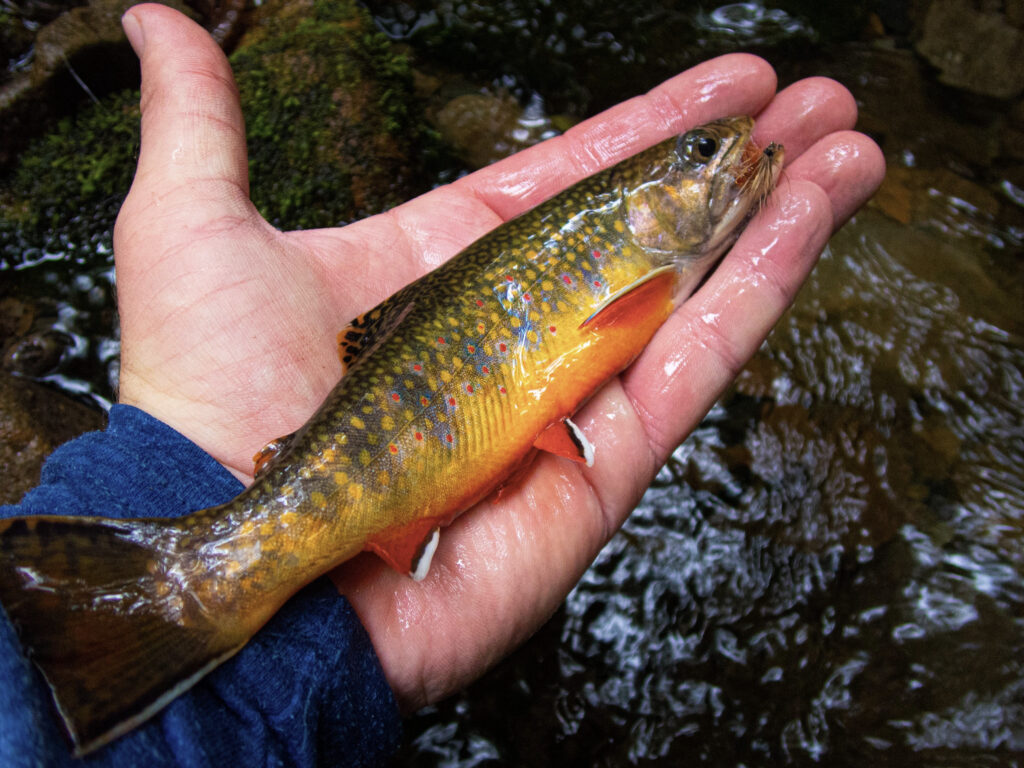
[[533, 417, 594, 467], [366, 520, 441, 581]]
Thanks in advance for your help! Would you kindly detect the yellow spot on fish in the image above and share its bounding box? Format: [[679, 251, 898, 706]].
[[381, 415, 395, 430], [613, 219, 626, 233], [359, 449, 371, 466], [311, 491, 327, 509], [440, 370, 452, 383], [281, 511, 297, 525], [333, 472, 348, 486], [348, 484, 364, 501], [350, 416, 365, 429], [238, 520, 256, 536], [377, 470, 390, 486], [361, 405, 374, 415], [542, 280, 554, 291], [527, 330, 538, 344], [260, 522, 275, 537], [511, 316, 522, 328]]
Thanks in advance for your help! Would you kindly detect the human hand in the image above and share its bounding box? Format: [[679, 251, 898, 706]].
[[115, 3, 884, 714]]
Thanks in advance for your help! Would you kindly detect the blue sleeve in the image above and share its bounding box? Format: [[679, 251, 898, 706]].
[[0, 405, 402, 768]]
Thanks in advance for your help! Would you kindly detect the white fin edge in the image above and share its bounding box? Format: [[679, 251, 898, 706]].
[[410, 527, 440, 581], [565, 417, 595, 467]]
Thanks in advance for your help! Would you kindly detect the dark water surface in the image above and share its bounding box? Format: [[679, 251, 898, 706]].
[[375, 4, 1024, 766], [3, 1, 1024, 765]]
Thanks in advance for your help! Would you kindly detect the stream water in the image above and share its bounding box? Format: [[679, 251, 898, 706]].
[[374, 4, 1024, 766], [2, 1, 1023, 765]]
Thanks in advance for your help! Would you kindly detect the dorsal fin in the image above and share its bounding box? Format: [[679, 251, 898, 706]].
[[337, 296, 416, 375]]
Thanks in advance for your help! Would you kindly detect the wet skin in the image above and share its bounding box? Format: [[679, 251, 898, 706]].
[[116, 4, 884, 714]]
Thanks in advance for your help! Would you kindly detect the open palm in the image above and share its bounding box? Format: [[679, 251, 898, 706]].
[[115, 4, 884, 713]]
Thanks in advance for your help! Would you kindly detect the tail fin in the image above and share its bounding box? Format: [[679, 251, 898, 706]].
[[0, 515, 246, 756]]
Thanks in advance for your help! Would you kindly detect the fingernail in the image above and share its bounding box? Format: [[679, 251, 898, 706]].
[[122, 10, 146, 56]]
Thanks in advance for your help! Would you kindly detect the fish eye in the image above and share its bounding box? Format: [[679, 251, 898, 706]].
[[681, 131, 719, 163]]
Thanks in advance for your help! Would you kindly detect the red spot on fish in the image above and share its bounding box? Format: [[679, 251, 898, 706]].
[[499, 342, 507, 352], [420, 396, 430, 406], [505, 274, 514, 282], [467, 344, 476, 354], [499, 386, 507, 394], [476, 299, 484, 307], [592, 249, 602, 258], [477, 322, 485, 333], [389, 443, 398, 454], [391, 392, 400, 402], [593, 280, 602, 288], [413, 363, 422, 372], [549, 325, 557, 334], [466, 384, 474, 394], [448, 396, 456, 406], [523, 293, 532, 302], [437, 336, 446, 345], [415, 432, 423, 441], [562, 275, 573, 286], [481, 365, 490, 374], [446, 433, 454, 443]]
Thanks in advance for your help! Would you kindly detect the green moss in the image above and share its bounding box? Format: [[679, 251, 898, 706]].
[[0, 0, 434, 266], [0, 89, 140, 267], [233, 0, 429, 229]]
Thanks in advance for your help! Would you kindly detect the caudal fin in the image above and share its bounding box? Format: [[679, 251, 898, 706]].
[[0, 515, 246, 755]]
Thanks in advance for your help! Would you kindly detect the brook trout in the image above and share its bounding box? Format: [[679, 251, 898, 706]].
[[0, 116, 782, 754]]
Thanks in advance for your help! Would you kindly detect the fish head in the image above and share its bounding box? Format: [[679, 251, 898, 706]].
[[623, 115, 784, 262]]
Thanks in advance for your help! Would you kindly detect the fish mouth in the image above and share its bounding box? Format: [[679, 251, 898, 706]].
[[699, 116, 785, 258], [698, 115, 784, 204]]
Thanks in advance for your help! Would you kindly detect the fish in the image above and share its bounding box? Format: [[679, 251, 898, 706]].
[[0, 115, 782, 755]]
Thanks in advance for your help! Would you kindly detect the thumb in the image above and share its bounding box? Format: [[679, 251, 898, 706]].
[[116, 3, 253, 252]]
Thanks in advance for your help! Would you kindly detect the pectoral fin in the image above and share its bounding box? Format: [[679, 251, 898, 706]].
[[533, 417, 594, 467], [366, 521, 441, 581], [580, 265, 676, 330]]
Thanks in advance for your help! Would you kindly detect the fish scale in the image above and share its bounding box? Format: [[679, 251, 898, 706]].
[[0, 116, 783, 754]]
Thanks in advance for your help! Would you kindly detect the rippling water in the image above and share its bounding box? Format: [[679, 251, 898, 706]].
[[3, 2, 1023, 765], [395, 32, 1024, 758]]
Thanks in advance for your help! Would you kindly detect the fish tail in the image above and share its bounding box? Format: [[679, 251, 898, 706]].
[[0, 514, 244, 756]]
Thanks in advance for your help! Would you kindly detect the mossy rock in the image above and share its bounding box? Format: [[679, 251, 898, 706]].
[[234, 0, 433, 229], [0, 0, 434, 268]]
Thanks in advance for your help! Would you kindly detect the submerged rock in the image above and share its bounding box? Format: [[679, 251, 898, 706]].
[[915, 0, 1024, 99], [0, 371, 105, 506]]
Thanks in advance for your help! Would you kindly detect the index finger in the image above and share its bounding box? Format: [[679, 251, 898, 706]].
[[457, 53, 778, 219], [294, 54, 778, 305]]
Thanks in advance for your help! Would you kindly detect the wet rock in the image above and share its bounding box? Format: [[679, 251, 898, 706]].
[[231, 0, 435, 228], [0, 370, 104, 506], [434, 90, 562, 169], [4, 328, 74, 377], [0, 0, 192, 170], [915, 0, 1024, 99]]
